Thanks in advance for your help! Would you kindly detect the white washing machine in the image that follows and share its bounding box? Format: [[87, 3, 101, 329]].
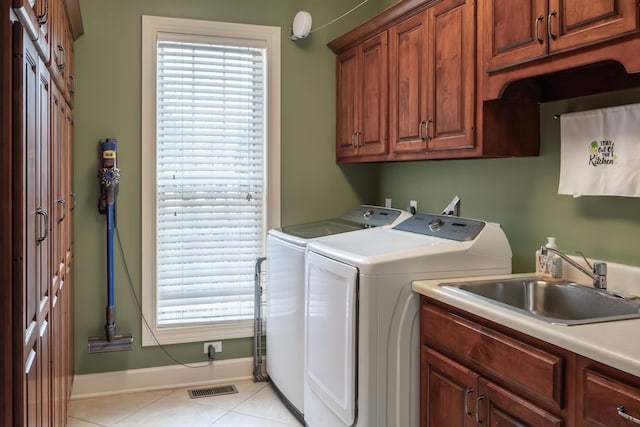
[[266, 206, 411, 420], [304, 214, 512, 427]]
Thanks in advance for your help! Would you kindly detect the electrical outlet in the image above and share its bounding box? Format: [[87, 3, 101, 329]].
[[385, 198, 392, 208], [409, 200, 418, 213], [203, 341, 222, 354]]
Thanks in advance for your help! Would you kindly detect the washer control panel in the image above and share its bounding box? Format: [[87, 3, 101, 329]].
[[340, 206, 405, 227], [393, 214, 486, 241]]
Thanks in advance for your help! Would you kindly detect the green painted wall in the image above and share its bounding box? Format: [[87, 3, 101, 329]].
[[74, 0, 640, 377], [73, 0, 379, 375], [378, 87, 640, 273]]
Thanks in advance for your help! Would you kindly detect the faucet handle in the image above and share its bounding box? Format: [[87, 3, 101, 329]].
[[593, 262, 607, 276], [593, 262, 607, 289]]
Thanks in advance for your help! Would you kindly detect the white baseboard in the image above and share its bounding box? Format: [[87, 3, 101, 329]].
[[71, 357, 254, 400]]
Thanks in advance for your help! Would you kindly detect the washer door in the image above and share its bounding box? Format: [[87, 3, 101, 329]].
[[305, 251, 358, 426]]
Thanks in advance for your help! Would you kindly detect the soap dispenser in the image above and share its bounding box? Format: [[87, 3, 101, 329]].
[[536, 237, 563, 279]]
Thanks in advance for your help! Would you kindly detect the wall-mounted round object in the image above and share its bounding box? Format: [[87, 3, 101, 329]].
[[291, 11, 312, 41]]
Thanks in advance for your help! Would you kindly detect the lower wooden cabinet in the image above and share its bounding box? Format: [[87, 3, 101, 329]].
[[421, 296, 640, 426], [478, 378, 563, 427], [422, 347, 477, 426], [578, 360, 640, 426]]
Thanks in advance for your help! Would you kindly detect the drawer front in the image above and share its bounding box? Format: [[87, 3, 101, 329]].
[[584, 369, 640, 426], [422, 304, 564, 408]]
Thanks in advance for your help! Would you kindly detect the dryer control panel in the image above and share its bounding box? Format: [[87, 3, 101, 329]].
[[393, 214, 486, 241]]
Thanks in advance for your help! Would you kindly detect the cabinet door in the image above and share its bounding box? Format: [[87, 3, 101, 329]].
[[14, 26, 52, 427], [389, 11, 429, 153], [478, 378, 564, 427], [14, 27, 40, 426], [482, 0, 547, 72], [549, 0, 640, 54], [51, 85, 66, 276], [335, 33, 388, 161], [426, 0, 476, 152], [335, 46, 359, 159], [422, 347, 477, 427], [358, 32, 388, 157], [37, 57, 50, 312], [582, 369, 640, 426], [49, 0, 65, 89]]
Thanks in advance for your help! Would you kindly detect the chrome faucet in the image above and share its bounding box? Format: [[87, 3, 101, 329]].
[[539, 246, 607, 290]]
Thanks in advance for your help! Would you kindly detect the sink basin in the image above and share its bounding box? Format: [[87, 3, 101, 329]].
[[439, 277, 640, 325]]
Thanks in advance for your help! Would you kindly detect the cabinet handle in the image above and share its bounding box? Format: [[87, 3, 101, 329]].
[[475, 394, 485, 424], [351, 132, 357, 148], [547, 10, 558, 40], [535, 16, 544, 44], [463, 387, 474, 417], [70, 75, 76, 94], [57, 45, 65, 72], [36, 208, 49, 245], [57, 198, 66, 224], [618, 406, 640, 424], [425, 119, 433, 141], [356, 131, 362, 147], [70, 192, 76, 212], [37, 0, 49, 26]]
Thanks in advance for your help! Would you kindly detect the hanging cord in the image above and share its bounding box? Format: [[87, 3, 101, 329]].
[[115, 226, 213, 368], [309, 0, 369, 34]]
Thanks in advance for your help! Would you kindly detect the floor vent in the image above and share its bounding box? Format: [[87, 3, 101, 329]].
[[188, 384, 238, 399]]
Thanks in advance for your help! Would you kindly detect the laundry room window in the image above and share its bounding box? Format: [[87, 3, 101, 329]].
[[141, 16, 280, 346]]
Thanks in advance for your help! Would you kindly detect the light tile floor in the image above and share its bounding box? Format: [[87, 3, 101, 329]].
[[67, 380, 303, 427]]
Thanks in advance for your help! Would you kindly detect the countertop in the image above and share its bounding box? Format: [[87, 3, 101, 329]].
[[412, 273, 640, 378]]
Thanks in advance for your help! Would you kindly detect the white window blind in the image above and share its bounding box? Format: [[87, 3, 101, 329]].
[[155, 37, 266, 327]]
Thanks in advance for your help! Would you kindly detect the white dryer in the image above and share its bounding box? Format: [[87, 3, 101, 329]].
[[266, 206, 411, 420], [304, 214, 512, 427]]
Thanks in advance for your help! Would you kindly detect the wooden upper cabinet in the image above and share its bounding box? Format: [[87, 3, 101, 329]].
[[426, 0, 475, 152], [549, 0, 639, 53], [484, 0, 640, 72], [390, 0, 476, 157], [336, 47, 359, 159], [389, 12, 428, 154], [359, 33, 388, 157], [483, 0, 547, 71], [331, 0, 541, 162], [336, 32, 388, 161]]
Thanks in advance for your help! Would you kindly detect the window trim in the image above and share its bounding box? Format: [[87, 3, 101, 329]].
[[141, 15, 280, 346]]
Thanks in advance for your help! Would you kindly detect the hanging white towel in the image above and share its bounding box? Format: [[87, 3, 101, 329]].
[[558, 103, 640, 197]]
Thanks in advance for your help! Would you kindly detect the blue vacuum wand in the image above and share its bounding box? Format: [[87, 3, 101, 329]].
[[88, 139, 133, 353]]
